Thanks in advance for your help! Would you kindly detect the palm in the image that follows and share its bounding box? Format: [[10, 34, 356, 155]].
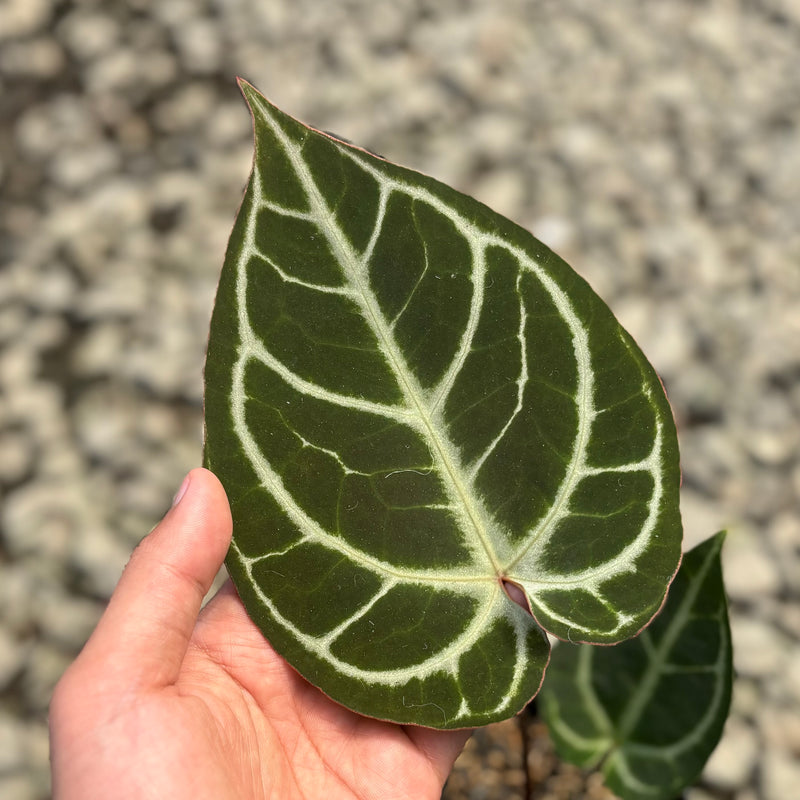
[[162, 583, 468, 800]]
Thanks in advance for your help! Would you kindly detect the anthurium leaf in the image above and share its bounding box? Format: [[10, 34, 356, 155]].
[[539, 532, 732, 799], [202, 80, 682, 729]]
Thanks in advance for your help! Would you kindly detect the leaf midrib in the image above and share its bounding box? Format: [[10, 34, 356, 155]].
[[253, 95, 502, 577], [611, 538, 720, 747]]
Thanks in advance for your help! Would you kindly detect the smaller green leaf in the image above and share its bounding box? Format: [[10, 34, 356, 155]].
[[539, 532, 732, 800]]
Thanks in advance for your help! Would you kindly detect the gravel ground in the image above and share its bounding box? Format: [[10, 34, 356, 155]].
[[1, 1, 799, 798]]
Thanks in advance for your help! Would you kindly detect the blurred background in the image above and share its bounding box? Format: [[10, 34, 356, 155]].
[[1, 1, 798, 798]]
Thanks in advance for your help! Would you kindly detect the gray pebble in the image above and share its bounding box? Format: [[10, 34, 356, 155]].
[[0, 37, 64, 78], [762, 748, 800, 800], [0, 628, 28, 693], [0, 0, 52, 40], [703, 717, 760, 790], [731, 618, 788, 679], [723, 528, 784, 601], [33, 589, 103, 654], [57, 9, 120, 61], [0, 428, 34, 484]]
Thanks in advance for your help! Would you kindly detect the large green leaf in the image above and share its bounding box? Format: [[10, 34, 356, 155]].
[[203, 81, 682, 728], [539, 532, 732, 799]]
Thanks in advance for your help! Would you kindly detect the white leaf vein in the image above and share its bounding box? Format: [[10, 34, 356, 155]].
[[226, 91, 673, 710]]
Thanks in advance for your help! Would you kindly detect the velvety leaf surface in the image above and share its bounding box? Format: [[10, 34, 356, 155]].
[[539, 532, 732, 799], [203, 81, 682, 728]]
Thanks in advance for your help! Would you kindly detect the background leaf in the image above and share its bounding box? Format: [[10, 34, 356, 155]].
[[539, 531, 733, 800], [203, 82, 682, 728]]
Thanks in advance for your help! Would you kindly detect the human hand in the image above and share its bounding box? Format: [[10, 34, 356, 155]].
[[50, 468, 470, 800]]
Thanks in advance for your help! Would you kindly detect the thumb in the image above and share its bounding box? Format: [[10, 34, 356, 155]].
[[77, 468, 232, 689]]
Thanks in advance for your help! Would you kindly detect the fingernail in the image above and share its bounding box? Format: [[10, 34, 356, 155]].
[[171, 473, 191, 508]]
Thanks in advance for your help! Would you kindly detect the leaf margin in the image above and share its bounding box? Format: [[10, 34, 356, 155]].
[[202, 80, 685, 728]]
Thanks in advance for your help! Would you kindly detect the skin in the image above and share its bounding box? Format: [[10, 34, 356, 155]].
[[49, 468, 470, 800]]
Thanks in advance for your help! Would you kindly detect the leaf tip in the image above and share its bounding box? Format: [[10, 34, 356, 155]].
[[236, 77, 263, 109]]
